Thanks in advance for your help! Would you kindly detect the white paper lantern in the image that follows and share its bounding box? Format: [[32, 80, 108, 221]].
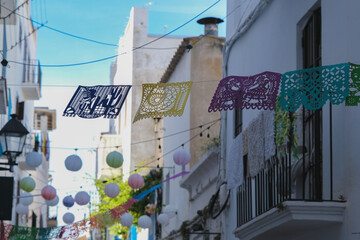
[[173, 148, 191, 166], [163, 205, 177, 218], [104, 183, 120, 198], [157, 213, 169, 225], [63, 212, 75, 224], [63, 195, 75, 208], [15, 204, 29, 215], [138, 215, 152, 229], [46, 195, 59, 206], [25, 152, 43, 168], [19, 192, 33, 206], [120, 212, 134, 227], [65, 154, 82, 172], [128, 173, 144, 189], [75, 191, 90, 205]]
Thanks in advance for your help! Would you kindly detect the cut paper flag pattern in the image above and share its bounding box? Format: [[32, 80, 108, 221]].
[[345, 63, 360, 106], [208, 71, 282, 112], [133, 81, 193, 123], [63, 85, 131, 119], [280, 63, 351, 111]]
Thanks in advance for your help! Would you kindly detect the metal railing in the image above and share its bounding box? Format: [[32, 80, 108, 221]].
[[237, 150, 327, 227]]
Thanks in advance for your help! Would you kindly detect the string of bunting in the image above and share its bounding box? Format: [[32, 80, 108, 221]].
[[62, 62, 359, 121], [0, 171, 189, 240], [209, 62, 360, 113]]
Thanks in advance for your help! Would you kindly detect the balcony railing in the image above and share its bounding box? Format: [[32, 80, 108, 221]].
[[237, 150, 330, 227]]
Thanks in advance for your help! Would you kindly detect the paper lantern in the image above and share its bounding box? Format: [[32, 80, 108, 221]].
[[163, 205, 177, 218], [64, 154, 82, 172], [138, 215, 152, 229], [128, 173, 144, 189], [15, 204, 29, 215], [75, 191, 90, 205], [63, 195, 75, 208], [19, 192, 33, 206], [106, 151, 124, 168], [20, 177, 36, 192], [46, 195, 59, 206], [63, 212, 75, 224], [41, 185, 57, 201], [157, 213, 169, 225], [173, 148, 191, 166], [104, 183, 120, 198], [120, 212, 134, 227], [25, 152, 43, 168], [99, 212, 116, 227]]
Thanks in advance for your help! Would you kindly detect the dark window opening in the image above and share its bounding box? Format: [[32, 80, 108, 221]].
[[234, 108, 242, 137], [302, 7, 323, 200]]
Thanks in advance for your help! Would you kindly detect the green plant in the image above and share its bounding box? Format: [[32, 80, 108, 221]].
[[180, 221, 189, 240], [275, 97, 299, 159], [201, 137, 220, 153]]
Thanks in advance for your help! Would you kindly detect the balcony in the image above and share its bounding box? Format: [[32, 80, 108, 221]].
[[234, 153, 345, 240], [21, 60, 41, 100]]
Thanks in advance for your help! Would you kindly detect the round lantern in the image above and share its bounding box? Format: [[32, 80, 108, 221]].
[[163, 205, 177, 218], [128, 173, 144, 189], [63, 195, 75, 208], [20, 177, 36, 192], [75, 191, 90, 205], [19, 192, 33, 206], [41, 185, 57, 201], [46, 195, 59, 206], [15, 204, 29, 215], [64, 154, 82, 172], [106, 151, 124, 168], [25, 152, 43, 168], [104, 182, 120, 198], [138, 215, 152, 229], [158, 213, 169, 225], [99, 212, 116, 227], [120, 212, 134, 227], [63, 212, 75, 224], [173, 148, 191, 166]]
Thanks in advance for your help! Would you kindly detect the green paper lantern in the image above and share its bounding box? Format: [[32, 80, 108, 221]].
[[98, 212, 116, 227], [106, 151, 124, 168], [20, 177, 36, 192]]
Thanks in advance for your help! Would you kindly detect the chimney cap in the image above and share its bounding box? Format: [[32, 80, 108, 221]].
[[197, 17, 223, 25]]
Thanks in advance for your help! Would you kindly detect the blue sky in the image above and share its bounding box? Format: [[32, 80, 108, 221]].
[[31, 0, 226, 225]]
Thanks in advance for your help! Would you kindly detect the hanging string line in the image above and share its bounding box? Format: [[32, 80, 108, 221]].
[[131, 119, 220, 173], [29, 118, 220, 151], [6, 0, 222, 67]]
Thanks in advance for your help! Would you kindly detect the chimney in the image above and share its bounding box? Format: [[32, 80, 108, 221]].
[[197, 17, 223, 36]]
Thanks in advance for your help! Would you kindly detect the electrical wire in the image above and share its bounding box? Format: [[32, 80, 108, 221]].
[[6, 0, 222, 67], [28, 118, 220, 151], [131, 119, 220, 173]]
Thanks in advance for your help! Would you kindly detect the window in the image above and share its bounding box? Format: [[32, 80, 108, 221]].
[[301, 7, 322, 200], [16, 100, 24, 120], [234, 108, 242, 137]]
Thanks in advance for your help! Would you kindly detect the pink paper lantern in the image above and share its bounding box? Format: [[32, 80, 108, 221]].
[[128, 173, 144, 189], [41, 185, 57, 201], [173, 148, 191, 166]]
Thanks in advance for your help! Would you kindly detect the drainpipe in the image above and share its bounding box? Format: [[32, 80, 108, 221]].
[[220, 1, 273, 239]]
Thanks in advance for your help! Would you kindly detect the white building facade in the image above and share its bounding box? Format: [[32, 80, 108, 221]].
[[0, 0, 49, 228], [221, 0, 360, 239]]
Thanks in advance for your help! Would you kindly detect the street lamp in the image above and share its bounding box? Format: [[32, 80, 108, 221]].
[[0, 114, 29, 172]]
